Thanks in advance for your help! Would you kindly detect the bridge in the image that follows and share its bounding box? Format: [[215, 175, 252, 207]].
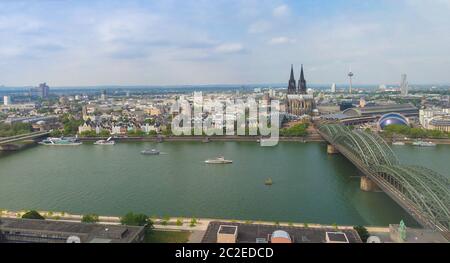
[[0, 131, 50, 150], [318, 124, 450, 233]]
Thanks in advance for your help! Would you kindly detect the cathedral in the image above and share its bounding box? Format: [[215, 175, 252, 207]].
[[286, 65, 315, 116]]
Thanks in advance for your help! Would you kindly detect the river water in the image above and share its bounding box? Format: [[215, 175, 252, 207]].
[[0, 142, 448, 226]]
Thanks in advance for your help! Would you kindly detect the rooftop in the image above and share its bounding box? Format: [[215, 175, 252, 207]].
[[0, 218, 144, 243], [202, 222, 362, 243]]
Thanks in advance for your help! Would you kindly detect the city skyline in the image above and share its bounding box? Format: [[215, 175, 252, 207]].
[[1, 0, 450, 86]]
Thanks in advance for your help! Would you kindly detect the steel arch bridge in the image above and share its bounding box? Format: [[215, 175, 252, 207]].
[[318, 124, 450, 232]]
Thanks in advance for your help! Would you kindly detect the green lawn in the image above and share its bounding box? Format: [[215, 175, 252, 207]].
[[144, 230, 191, 243]]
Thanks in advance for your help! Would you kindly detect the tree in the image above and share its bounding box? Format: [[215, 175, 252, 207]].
[[22, 210, 45, 220], [82, 214, 99, 223], [354, 225, 370, 243], [120, 212, 151, 227]]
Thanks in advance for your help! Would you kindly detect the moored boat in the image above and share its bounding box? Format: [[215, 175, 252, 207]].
[[412, 141, 436, 147], [39, 137, 82, 146]]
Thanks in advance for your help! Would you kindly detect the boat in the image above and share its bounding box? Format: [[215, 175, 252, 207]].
[[265, 178, 273, 186], [392, 141, 405, 146], [141, 149, 160, 155], [39, 137, 82, 146], [203, 137, 210, 143], [412, 141, 436, 147], [205, 156, 233, 164], [94, 137, 115, 145]]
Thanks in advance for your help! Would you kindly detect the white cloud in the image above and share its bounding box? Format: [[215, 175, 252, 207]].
[[248, 20, 271, 34], [214, 43, 244, 54], [268, 37, 296, 45], [273, 4, 290, 18]]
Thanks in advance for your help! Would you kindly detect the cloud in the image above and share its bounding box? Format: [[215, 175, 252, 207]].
[[268, 37, 296, 45], [248, 20, 271, 34], [273, 4, 290, 18], [214, 43, 245, 54]]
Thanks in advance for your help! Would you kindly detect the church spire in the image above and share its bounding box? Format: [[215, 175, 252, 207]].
[[288, 64, 296, 94], [298, 64, 307, 94]]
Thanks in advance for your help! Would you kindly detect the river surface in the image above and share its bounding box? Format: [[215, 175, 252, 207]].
[[0, 142, 448, 226]]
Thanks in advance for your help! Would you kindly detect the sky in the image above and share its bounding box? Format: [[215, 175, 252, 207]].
[[1, 0, 450, 86]]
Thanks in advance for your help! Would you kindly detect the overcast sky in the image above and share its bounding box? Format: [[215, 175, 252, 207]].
[[1, 0, 450, 86]]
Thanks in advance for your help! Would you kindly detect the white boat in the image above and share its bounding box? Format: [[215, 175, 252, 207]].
[[205, 156, 233, 164], [39, 137, 82, 146], [412, 141, 436, 147], [392, 142, 405, 146], [94, 137, 115, 145]]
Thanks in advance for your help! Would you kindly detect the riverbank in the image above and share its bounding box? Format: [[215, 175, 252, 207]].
[[78, 135, 325, 143], [0, 209, 390, 233]]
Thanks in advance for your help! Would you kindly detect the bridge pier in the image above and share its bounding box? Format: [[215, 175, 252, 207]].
[[360, 176, 381, 192], [327, 144, 339, 154]]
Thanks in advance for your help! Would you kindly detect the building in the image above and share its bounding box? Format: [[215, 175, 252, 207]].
[[270, 230, 293, 243], [287, 65, 296, 94], [400, 74, 409, 96], [298, 65, 307, 95], [377, 113, 410, 130], [286, 94, 315, 116], [0, 218, 145, 243], [322, 103, 418, 125], [217, 225, 238, 243], [420, 108, 450, 132], [285, 65, 315, 116], [202, 222, 362, 243], [3, 96, 10, 106], [34, 83, 50, 98], [101, 90, 107, 101], [330, 83, 336, 93]]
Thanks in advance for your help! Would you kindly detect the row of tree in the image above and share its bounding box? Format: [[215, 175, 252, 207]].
[[0, 123, 33, 137], [383, 124, 450, 139]]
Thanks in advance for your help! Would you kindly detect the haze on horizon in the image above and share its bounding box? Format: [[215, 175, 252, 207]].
[[1, 0, 450, 87]]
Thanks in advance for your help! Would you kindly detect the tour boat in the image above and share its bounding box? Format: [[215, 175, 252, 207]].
[[205, 156, 233, 164], [392, 142, 405, 146], [39, 137, 82, 146], [94, 137, 115, 145], [412, 141, 436, 147]]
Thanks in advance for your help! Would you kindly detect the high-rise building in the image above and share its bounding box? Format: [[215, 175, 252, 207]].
[[36, 83, 50, 98], [3, 95, 11, 106], [298, 65, 307, 95], [101, 89, 107, 100], [288, 65, 297, 94], [400, 74, 409, 96], [331, 83, 336, 93]]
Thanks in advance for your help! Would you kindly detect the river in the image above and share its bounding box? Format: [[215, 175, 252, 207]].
[[0, 142, 448, 227]]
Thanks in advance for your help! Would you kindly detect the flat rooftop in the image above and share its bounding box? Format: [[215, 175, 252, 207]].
[[202, 222, 362, 243], [0, 218, 144, 243]]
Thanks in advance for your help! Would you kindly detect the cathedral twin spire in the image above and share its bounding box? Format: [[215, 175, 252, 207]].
[[288, 64, 307, 95]]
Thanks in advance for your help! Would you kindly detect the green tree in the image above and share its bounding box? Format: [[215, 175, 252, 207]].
[[79, 130, 97, 137], [99, 129, 111, 137], [22, 210, 45, 220], [120, 212, 151, 227], [82, 214, 99, 223], [354, 225, 370, 243]]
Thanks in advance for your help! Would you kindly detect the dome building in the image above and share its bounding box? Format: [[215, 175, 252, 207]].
[[270, 230, 293, 243], [377, 113, 409, 130]]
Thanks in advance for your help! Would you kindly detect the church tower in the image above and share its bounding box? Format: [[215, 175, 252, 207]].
[[298, 64, 307, 94], [288, 64, 297, 94]]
